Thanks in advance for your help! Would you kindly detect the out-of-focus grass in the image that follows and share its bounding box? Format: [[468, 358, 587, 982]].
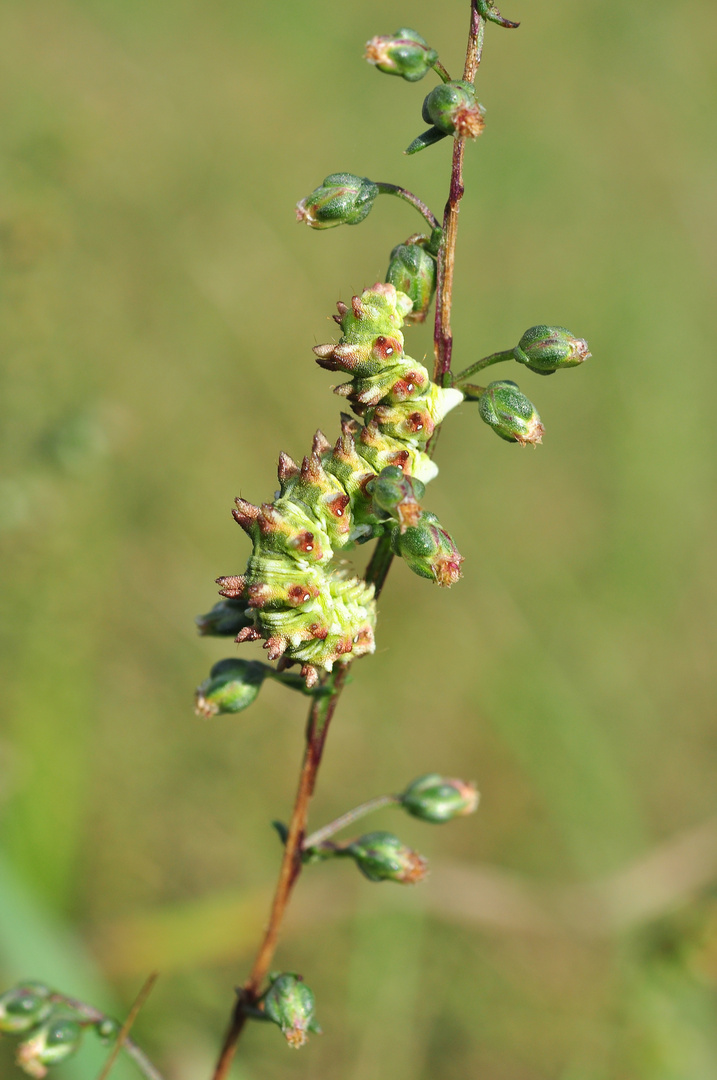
[[1, 0, 716, 1076]]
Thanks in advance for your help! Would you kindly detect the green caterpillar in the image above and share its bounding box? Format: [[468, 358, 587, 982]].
[[216, 282, 463, 687]]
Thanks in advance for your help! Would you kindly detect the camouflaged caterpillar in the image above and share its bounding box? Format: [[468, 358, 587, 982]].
[[216, 282, 464, 687]]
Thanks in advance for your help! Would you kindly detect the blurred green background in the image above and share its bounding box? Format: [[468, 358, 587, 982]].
[[1, 0, 716, 1076]]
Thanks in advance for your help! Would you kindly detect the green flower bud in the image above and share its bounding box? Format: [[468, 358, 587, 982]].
[[478, 381, 545, 445], [422, 81, 485, 139], [368, 465, 425, 532], [262, 973, 320, 1049], [296, 173, 379, 230], [95, 1017, 122, 1044], [16, 1015, 83, 1078], [365, 28, 438, 82], [194, 658, 266, 718], [347, 831, 428, 884], [401, 774, 479, 823], [513, 325, 590, 375], [391, 511, 463, 587], [385, 242, 437, 323], [0, 983, 52, 1034], [195, 597, 254, 637]]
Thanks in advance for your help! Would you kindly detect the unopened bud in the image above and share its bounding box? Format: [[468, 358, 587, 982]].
[[347, 831, 428, 884], [16, 1015, 83, 1078], [514, 325, 590, 375], [402, 774, 479, 823], [365, 28, 438, 83], [262, 973, 320, 1049], [95, 1017, 122, 1044], [392, 511, 463, 586], [478, 381, 545, 445], [0, 984, 52, 1034], [422, 81, 485, 139], [296, 173, 378, 230], [195, 598, 253, 637], [195, 658, 266, 717], [385, 242, 437, 323], [369, 465, 425, 532]]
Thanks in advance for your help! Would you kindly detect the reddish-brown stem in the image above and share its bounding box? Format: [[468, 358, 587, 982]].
[[211, 8, 485, 1078], [210, 538, 392, 1080], [433, 3, 485, 384]]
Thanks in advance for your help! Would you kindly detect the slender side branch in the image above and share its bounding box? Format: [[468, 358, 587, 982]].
[[375, 183, 441, 230], [453, 349, 515, 383], [304, 793, 401, 849]]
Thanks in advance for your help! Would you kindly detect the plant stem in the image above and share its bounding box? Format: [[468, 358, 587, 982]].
[[210, 536, 393, 1080], [431, 59, 453, 84], [303, 793, 401, 849], [210, 8, 485, 1077], [433, 3, 485, 386], [453, 348, 515, 383], [375, 183, 440, 230]]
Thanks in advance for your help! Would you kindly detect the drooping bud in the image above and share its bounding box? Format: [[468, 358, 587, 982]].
[[262, 973, 321, 1049], [194, 658, 267, 717], [347, 831, 428, 884], [422, 81, 485, 139], [364, 28, 438, 82], [16, 1014, 83, 1078], [391, 511, 463, 586], [478, 380, 545, 444], [385, 242, 437, 323], [195, 598, 253, 637], [368, 465, 425, 532], [296, 174, 379, 230], [513, 325, 591, 375], [0, 983, 52, 1034], [401, 774, 479, 823]]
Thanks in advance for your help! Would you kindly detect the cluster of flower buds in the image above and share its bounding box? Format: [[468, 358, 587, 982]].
[[260, 973, 321, 1049], [365, 28, 438, 82], [295, 173, 378, 230], [401, 773, 479, 823], [0, 984, 84, 1078], [346, 831, 428, 884]]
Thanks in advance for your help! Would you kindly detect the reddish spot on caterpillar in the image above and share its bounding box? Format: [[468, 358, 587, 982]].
[[288, 585, 312, 605]]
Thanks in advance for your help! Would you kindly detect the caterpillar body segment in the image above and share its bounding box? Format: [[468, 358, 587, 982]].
[[222, 283, 464, 685]]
